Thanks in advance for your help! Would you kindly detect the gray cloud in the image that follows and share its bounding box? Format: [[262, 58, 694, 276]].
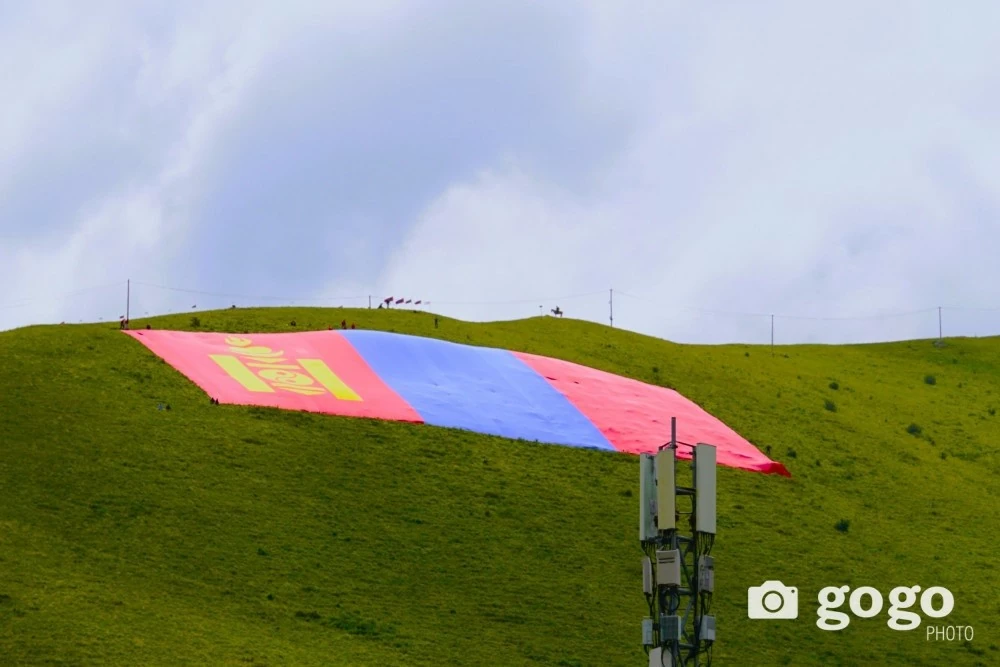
[[2, 1, 999, 343], [379, 1, 1000, 343]]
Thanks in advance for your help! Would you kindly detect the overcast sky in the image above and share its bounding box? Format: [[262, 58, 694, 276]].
[[2, 1, 999, 344]]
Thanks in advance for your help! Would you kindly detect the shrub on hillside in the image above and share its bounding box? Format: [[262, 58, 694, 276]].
[[824, 399, 837, 412], [295, 610, 321, 621], [829, 381, 839, 390], [835, 519, 850, 533], [924, 375, 936, 385], [906, 423, 922, 436]]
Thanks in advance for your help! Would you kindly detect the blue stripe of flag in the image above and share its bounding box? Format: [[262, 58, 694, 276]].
[[340, 330, 615, 451]]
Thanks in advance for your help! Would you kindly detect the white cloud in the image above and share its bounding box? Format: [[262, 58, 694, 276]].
[[378, 1, 1000, 343], [3, 1, 999, 343], [0, 1, 409, 330]]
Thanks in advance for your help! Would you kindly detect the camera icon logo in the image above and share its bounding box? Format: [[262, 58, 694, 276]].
[[748, 581, 799, 619]]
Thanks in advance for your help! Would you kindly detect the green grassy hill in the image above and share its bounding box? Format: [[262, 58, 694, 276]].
[[2, 308, 998, 665]]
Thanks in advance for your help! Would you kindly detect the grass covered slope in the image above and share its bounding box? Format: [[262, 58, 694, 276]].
[[1, 308, 998, 666]]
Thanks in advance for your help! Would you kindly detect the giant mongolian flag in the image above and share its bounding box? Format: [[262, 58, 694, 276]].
[[124, 329, 790, 476]]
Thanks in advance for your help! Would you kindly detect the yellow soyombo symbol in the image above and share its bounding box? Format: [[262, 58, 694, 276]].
[[210, 336, 361, 400]]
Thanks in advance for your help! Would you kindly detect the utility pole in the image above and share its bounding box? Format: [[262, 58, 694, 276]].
[[126, 279, 130, 328], [770, 314, 774, 356], [640, 418, 717, 666], [610, 288, 614, 328]]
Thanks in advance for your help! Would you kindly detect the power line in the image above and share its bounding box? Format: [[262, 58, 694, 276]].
[[941, 304, 1000, 312], [132, 281, 368, 303], [617, 292, 771, 318], [428, 290, 607, 306], [0, 281, 127, 309], [4, 278, 1000, 333], [615, 291, 951, 322], [774, 307, 938, 322], [131, 282, 1000, 319], [133, 282, 606, 308]]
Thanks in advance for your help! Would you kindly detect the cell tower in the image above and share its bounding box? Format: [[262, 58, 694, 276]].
[[639, 418, 716, 666]]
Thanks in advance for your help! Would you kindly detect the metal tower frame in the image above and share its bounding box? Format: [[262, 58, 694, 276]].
[[640, 418, 716, 666]]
